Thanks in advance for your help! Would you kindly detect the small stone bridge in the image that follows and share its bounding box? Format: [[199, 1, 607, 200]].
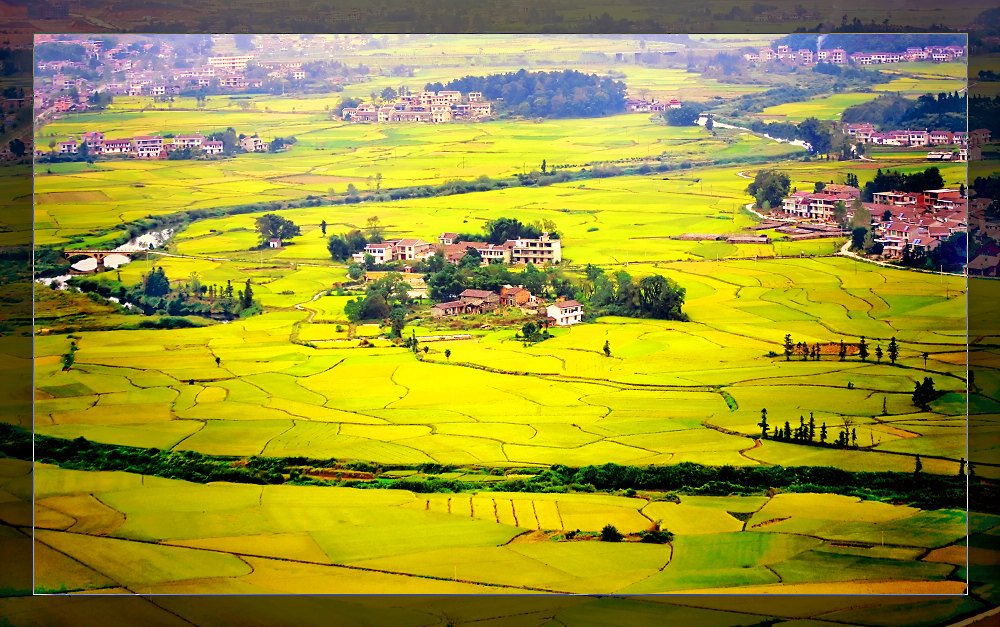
[[63, 249, 136, 268]]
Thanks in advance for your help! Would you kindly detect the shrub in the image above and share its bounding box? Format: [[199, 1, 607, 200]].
[[640, 529, 673, 544], [600, 524, 623, 542]]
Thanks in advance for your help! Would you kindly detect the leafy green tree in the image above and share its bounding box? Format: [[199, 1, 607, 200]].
[[327, 235, 351, 260], [444, 349, 451, 360], [254, 214, 301, 245], [851, 227, 868, 251], [849, 198, 870, 229], [389, 307, 406, 338], [887, 337, 899, 364], [636, 275, 686, 320], [459, 247, 483, 268], [603, 340, 611, 357], [365, 216, 384, 242], [144, 266, 170, 297], [745, 170, 791, 211], [347, 263, 364, 281], [832, 201, 848, 228], [522, 322, 537, 338]]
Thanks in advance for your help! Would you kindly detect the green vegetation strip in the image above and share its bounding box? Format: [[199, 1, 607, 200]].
[[3, 425, 990, 513]]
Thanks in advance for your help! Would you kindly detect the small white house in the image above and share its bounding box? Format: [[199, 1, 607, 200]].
[[546, 300, 584, 326], [269, 238, 282, 248]]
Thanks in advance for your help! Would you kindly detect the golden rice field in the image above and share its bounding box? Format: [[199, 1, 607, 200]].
[[2, 461, 983, 594], [32, 253, 981, 475], [24, 43, 985, 600]]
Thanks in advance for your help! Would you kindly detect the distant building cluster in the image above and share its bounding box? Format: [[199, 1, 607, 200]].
[[342, 91, 492, 124], [47, 130, 271, 159], [430, 287, 583, 327], [744, 44, 964, 65], [352, 232, 562, 266], [624, 97, 681, 112], [845, 125, 993, 161], [776, 185, 967, 260]]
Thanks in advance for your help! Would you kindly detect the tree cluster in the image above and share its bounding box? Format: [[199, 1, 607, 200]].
[[582, 266, 687, 321], [254, 214, 301, 246], [745, 169, 791, 210], [428, 69, 627, 118], [841, 92, 967, 133], [71, 269, 260, 321], [860, 168, 944, 202]]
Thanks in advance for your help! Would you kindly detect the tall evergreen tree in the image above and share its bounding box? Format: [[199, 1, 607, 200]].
[[858, 337, 869, 361], [783, 334, 794, 361], [241, 279, 254, 309], [887, 337, 899, 364]]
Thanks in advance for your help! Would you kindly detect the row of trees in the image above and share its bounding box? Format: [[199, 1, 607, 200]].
[[782, 334, 901, 364], [71, 268, 261, 320], [758, 409, 858, 448]]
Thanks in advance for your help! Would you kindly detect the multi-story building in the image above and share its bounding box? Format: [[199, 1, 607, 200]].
[[504, 232, 562, 265], [81, 131, 104, 153], [133, 135, 164, 158], [173, 134, 204, 149], [57, 141, 78, 154], [780, 191, 856, 221], [240, 136, 268, 152], [207, 54, 254, 73], [202, 141, 224, 155], [101, 138, 132, 154], [392, 238, 434, 261]]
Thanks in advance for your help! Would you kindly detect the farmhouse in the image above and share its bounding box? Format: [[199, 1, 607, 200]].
[[500, 286, 533, 307], [431, 300, 474, 318], [268, 238, 282, 248], [546, 300, 584, 326], [459, 289, 500, 311]]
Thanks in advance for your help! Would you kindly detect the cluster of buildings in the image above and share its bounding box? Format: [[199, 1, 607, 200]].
[[845, 126, 993, 161], [845, 124, 970, 148], [352, 232, 562, 267], [431, 288, 584, 327], [775, 184, 967, 259], [624, 97, 682, 112], [745, 44, 964, 65], [342, 91, 492, 124], [48, 131, 271, 159]]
